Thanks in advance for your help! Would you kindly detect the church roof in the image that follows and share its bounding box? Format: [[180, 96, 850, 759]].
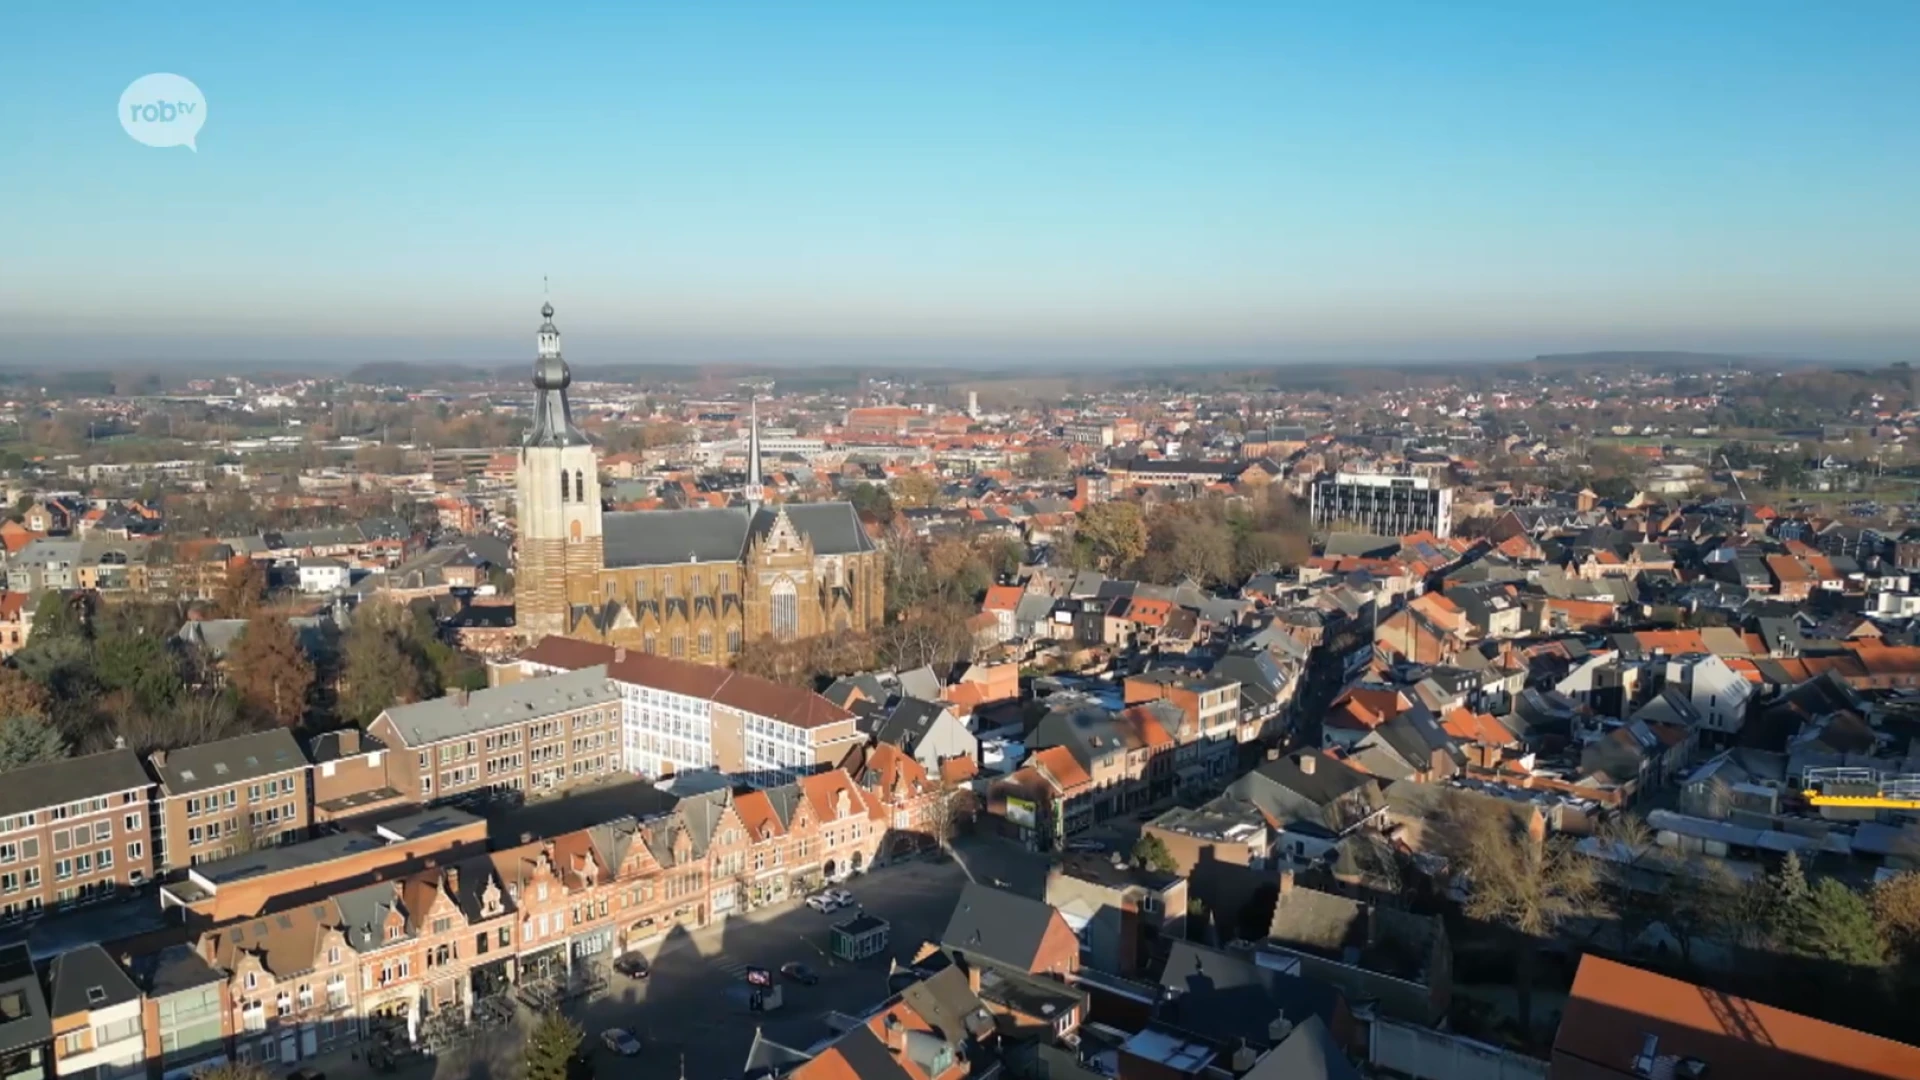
[[601, 503, 874, 568]]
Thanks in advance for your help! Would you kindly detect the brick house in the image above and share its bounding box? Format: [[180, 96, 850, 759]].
[[0, 750, 155, 921]]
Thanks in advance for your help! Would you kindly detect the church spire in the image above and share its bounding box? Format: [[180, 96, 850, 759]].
[[525, 294, 589, 448], [745, 390, 764, 509]]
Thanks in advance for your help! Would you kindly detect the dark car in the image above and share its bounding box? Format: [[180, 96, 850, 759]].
[[614, 953, 650, 979], [288, 1071, 326, 1080], [780, 961, 819, 986]]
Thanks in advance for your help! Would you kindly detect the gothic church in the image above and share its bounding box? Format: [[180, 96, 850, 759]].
[[515, 301, 885, 660]]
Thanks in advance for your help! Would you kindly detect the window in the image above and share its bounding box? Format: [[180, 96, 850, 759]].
[[93, 822, 112, 843], [124, 813, 141, 832], [771, 578, 798, 640], [53, 859, 71, 881], [51, 831, 69, 854], [670, 635, 685, 659], [244, 972, 258, 990], [575, 470, 585, 503], [559, 465, 569, 503]]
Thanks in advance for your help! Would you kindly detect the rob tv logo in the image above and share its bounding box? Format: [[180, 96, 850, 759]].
[[118, 73, 206, 151]]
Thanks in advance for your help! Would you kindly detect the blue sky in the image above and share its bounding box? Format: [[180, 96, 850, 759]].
[[4, 1, 1918, 365]]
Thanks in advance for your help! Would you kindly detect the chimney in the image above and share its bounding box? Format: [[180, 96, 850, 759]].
[[445, 867, 460, 897], [1265, 747, 1280, 761], [455, 689, 470, 707], [884, 1013, 905, 1054], [1299, 754, 1315, 775], [615, 646, 627, 664], [150, 749, 167, 770]]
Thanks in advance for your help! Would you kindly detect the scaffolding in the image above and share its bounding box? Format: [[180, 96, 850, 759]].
[[1801, 766, 1920, 809]]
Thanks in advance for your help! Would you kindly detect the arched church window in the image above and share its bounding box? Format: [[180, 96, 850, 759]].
[[727, 629, 742, 653], [698, 630, 712, 656], [771, 578, 798, 641], [691, 572, 703, 595], [670, 634, 685, 659], [574, 471, 585, 503], [559, 466, 569, 503]]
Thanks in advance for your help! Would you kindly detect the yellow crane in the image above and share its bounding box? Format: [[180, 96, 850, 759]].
[[1801, 766, 1920, 810]]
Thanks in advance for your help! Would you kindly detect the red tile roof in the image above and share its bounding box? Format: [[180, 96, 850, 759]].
[[1554, 955, 1920, 1080]]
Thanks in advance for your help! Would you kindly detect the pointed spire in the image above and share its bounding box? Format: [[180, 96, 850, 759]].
[[745, 388, 765, 509]]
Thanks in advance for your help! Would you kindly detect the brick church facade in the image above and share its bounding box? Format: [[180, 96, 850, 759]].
[[514, 301, 885, 662]]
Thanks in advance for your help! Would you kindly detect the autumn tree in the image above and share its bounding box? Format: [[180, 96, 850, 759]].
[[216, 560, 266, 618], [926, 539, 992, 605], [0, 715, 65, 771], [1439, 791, 1600, 1038], [891, 471, 939, 509], [0, 668, 49, 721], [228, 614, 316, 727], [1871, 870, 1920, 965], [1072, 501, 1146, 572]]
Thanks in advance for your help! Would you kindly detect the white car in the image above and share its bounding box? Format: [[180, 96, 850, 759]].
[[824, 888, 855, 908], [805, 894, 842, 913], [602, 1028, 642, 1056]]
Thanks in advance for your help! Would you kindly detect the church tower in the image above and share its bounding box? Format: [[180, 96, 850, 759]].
[[515, 299, 604, 640]]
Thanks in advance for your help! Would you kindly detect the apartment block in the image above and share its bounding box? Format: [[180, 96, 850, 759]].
[[0, 750, 155, 922], [150, 730, 313, 871], [507, 637, 864, 787], [369, 668, 623, 804], [1311, 470, 1454, 538]]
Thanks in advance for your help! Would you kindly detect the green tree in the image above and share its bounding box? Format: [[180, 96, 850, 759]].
[[847, 482, 895, 524], [227, 614, 316, 728], [0, 715, 65, 771], [91, 627, 182, 714], [338, 604, 441, 725], [1132, 833, 1179, 874], [520, 1011, 586, 1080], [1787, 877, 1888, 969]]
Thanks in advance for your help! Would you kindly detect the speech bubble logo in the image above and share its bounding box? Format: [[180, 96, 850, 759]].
[[119, 73, 206, 151]]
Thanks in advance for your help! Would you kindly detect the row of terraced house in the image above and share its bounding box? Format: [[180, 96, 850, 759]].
[[0, 644, 962, 1080]]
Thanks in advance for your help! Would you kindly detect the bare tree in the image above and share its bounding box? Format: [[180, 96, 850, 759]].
[[1438, 791, 1601, 1040]]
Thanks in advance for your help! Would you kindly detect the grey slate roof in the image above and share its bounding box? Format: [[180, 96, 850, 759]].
[[376, 666, 617, 746], [873, 698, 948, 754], [153, 729, 308, 795], [0, 749, 151, 819], [0, 944, 49, 1053], [48, 944, 139, 1017], [1158, 940, 1343, 1045], [939, 881, 1061, 971], [1241, 1016, 1361, 1080], [601, 502, 872, 568]]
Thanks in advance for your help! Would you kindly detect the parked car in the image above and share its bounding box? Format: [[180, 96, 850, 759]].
[[287, 1071, 326, 1080], [1134, 808, 1160, 822], [824, 888, 855, 907], [614, 953, 650, 979], [805, 894, 842, 913], [1064, 839, 1108, 853], [601, 1029, 643, 1056], [780, 961, 820, 986]]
